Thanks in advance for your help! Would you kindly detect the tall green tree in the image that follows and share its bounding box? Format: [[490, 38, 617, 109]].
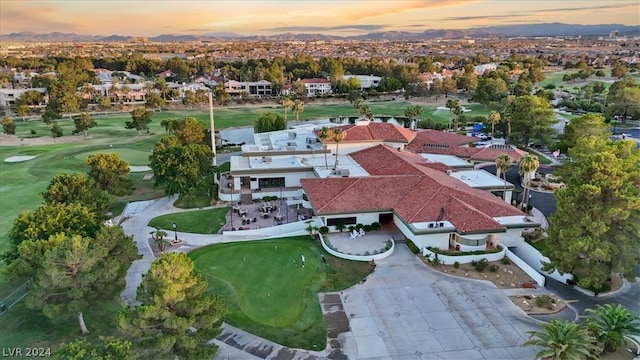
[[510, 95, 555, 146], [86, 153, 134, 196], [2, 116, 16, 135], [118, 252, 226, 360], [53, 336, 136, 360], [292, 99, 305, 125], [318, 126, 331, 169], [72, 113, 97, 137], [254, 112, 286, 133], [280, 97, 294, 123], [487, 110, 501, 139], [518, 155, 539, 209], [523, 319, 599, 360], [149, 139, 214, 197], [332, 128, 345, 169], [583, 304, 640, 353], [403, 105, 423, 129], [545, 138, 640, 289], [495, 154, 512, 201], [559, 113, 610, 153], [606, 78, 640, 125], [126, 107, 153, 135], [23, 226, 138, 334], [41, 173, 111, 216], [160, 117, 206, 145], [445, 99, 462, 131]]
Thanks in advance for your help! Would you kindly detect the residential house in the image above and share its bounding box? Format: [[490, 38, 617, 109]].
[[343, 75, 381, 90], [0, 87, 47, 107], [300, 78, 332, 96]]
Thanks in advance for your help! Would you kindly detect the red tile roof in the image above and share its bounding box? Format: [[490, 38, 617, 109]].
[[301, 144, 523, 232], [319, 122, 416, 144], [301, 78, 330, 84], [406, 130, 477, 151]]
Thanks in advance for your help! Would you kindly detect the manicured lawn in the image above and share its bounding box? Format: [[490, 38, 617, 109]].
[[148, 208, 229, 234], [189, 236, 374, 350], [74, 148, 152, 166]]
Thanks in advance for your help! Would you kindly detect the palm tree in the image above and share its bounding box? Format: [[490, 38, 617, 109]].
[[333, 128, 345, 170], [495, 154, 512, 201], [318, 126, 331, 169], [280, 97, 294, 123], [523, 319, 599, 360], [445, 98, 462, 131], [518, 155, 539, 210], [292, 99, 304, 125], [583, 304, 640, 353], [488, 110, 501, 141]]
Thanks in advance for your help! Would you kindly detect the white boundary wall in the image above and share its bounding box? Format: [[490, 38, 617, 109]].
[[509, 242, 573, 284], [505, 248, 546, 286], [318, 233, 394, 262], [221, 218, 323, 242], [422, 246, 505, 265]]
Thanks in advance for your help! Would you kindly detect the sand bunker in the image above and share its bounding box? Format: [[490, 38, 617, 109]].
[[129, 165, 152, 172], [4, 155, 37, 163]]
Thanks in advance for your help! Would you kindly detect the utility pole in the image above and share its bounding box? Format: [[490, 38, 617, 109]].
[[209, 91, 216, 167]]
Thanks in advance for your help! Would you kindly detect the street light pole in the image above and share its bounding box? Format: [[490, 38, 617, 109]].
[[172, 222, 178, 242]]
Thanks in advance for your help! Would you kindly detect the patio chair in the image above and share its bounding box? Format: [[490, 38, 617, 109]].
[[359, 228, 365, 236], [350, 232, 358, 239]]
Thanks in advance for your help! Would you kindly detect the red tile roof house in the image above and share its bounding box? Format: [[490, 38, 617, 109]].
[[316, 120, 416, 156], [301, 144, 538, 264]]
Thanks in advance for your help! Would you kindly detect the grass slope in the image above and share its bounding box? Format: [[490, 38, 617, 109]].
[[190, 237, 374, 350], [148, 208, 228, 234]]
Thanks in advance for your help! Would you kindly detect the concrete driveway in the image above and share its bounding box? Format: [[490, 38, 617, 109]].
[[333, 245, 542, 360]]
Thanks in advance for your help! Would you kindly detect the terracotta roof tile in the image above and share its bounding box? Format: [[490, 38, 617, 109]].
[[406, 130, 476, 151], [302, 144, 524, 232], [319, 122, 415, 144]]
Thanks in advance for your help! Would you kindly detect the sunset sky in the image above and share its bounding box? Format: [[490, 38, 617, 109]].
[[1, 0, 638, 36]]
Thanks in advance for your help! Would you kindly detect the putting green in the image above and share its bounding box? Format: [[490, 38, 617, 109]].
[[192, 239, 319, 327], [74, 148, 151, 166]]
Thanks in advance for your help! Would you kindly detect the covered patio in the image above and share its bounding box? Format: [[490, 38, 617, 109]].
[[323, 225, 404, 257]]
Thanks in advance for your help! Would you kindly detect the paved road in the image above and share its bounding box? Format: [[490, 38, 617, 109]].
[[336, 245, 544, 359]]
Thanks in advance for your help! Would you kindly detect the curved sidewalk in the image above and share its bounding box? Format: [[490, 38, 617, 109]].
[[119, 197, 328, 360]]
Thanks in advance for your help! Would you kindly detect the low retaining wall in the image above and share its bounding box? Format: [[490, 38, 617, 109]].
[[221, 218, 323, 242], [422, 246, 505, 265], [509, 242, 573, 284], [505, 248, 546, 287], [318, 233, 394, 262]]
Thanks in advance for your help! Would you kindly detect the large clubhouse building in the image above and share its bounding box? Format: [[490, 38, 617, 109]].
[[220, 121, 536, 254]]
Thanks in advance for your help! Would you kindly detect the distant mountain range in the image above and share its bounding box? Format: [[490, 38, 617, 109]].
[[1, 23, 638, 43]]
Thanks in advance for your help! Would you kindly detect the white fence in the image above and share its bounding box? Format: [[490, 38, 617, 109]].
[[318, 233, 395, 262], [422, 246, 505, 265], [509, 243, 574, 284], [221, 218, 322, 242], [505, 248, 546, 287]]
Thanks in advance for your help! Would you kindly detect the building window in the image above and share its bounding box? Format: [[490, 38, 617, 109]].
[[258, 177, 285, 188], [327, 217, 357, 226]]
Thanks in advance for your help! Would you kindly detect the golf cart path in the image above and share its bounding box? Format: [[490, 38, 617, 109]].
[[119, 197, 329, 359]]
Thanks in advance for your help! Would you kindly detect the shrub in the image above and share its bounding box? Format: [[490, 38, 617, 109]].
[[432, 257, 441, 266], [335, 222, 346, 232], [363, 224, 372, 232], [501, 257, 511, 265], [489, 264, 499, 272], [385, 240, 392, 250], [30, 129, 36, 135], [319, 226, 329, 234], [406, 240, 420, 254], [355, 223, 364, 230], [370, 222, 381, 231], [535, 295, 555, 309], [473, 258, 489, 272], [348, 225, 355, 232], [453, 261, 460, 269]]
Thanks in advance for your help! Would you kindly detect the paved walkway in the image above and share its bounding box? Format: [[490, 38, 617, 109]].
[[333, 245, 543, 359]]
